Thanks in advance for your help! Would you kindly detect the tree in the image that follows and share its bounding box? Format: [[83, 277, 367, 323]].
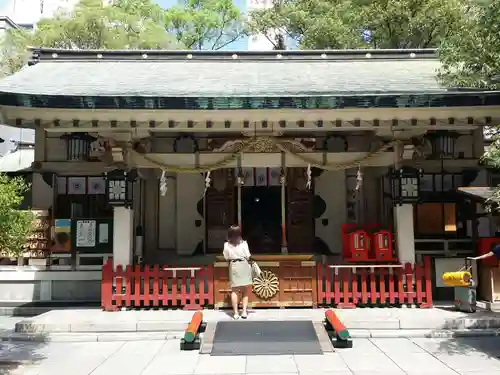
[[0, 174, 34, 260], [438, 1, 500, 89], [438, 2, 500, 204], [0, 27, 32, 77], [273, 34, 286, 50], [0, 0, 179, 76], [248, 0, 362, 49], [35, 0, 176, 49], [355, 0, 466, 49], [164, 0, 247, 50], [249, 0, 466, 50]]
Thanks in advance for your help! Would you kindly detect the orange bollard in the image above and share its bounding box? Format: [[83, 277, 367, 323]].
[[325, 309, 352, 348], [184, 311, 203, 343]]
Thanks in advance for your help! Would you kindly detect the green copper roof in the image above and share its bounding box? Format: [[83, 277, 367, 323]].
[[1, 48, 499, 110], [0, 48, 444, 97]]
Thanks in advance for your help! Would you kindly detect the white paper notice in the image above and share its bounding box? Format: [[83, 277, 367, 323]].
[[76, 220, 96, 247], [99, 223, 109, 244]]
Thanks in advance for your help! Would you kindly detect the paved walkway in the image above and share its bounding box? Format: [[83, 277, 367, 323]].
[[0, 317, 19, 332], [2, 337, 500, 375]]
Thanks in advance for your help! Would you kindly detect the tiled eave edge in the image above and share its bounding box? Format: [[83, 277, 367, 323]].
[[1, 91, 500, 110]]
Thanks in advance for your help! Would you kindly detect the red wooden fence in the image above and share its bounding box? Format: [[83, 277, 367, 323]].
[[102, 257, 433, 310], [101, 259, 214, 311], [316, 257, 433, 308]]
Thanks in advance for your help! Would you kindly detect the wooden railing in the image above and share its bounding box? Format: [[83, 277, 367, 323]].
[[101, 259, 214, 311], [101, 257, 433, 310], [316, 257, 433, 308]]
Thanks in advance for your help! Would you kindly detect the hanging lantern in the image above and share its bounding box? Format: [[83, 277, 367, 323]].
[[60, 133, 96, 161], [391, 167, 422, 205], [105, 169, 134, 207], [426, 131, 459, 159]]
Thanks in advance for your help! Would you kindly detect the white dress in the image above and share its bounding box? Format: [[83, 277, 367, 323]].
[[223, 241, 253, 287]]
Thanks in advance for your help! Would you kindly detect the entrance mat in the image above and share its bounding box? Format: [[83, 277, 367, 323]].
[[209, 320, 329, 356]]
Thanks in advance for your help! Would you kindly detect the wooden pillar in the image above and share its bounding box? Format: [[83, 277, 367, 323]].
[[237, 183, 242, 227], [237, 156, 243, 227], [203, 176, 207, 255], [393, 142, 415, 264], [280, 153, 288, 254]]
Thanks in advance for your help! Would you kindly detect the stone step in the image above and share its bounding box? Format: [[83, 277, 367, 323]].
[[15, 316, 500, 334], [14, 307, 500, 335], [349, 328, 500, 338], [1, 331, 184, 343]]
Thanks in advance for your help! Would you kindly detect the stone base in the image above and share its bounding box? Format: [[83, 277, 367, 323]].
[[13, 307, 500, 335], [477, 300, 500, 312], [0, 269, 101, 303]]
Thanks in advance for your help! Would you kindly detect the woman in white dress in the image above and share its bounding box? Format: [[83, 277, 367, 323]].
[[223, 225, 253, 320]]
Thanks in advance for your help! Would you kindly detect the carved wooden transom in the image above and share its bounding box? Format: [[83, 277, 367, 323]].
[[212, 137, 313, 153]]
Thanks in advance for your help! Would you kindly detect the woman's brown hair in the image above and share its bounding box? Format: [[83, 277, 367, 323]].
[[227, 225, 242, 244]]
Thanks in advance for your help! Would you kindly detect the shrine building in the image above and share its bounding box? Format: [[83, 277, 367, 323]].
[[0, 47, 499, 308]]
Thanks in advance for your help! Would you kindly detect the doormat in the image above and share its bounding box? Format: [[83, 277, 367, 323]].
[[207, 320, 331, 356]]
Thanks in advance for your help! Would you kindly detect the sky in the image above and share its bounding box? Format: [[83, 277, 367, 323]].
[[157, 0, 250, 50]]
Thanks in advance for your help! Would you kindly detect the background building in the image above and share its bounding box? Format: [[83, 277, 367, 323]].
[[0, 125, 34, 156], [0, 0, 77, 27]]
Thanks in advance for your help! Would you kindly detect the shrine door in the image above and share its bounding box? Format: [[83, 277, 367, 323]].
[[205, 169, 235, 253], [286, 167, 314, 253]]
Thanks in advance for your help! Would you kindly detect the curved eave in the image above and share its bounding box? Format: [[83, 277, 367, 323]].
[[1, 91, 500, 111]]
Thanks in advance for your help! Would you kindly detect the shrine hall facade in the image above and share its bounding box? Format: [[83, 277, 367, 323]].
[[0, 47, 499, 307]]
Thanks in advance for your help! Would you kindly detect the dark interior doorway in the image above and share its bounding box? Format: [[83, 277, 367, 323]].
[[241, 186, 282, 253]]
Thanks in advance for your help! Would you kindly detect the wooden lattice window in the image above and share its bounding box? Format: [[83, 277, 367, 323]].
[[55, 176, 112, 219]]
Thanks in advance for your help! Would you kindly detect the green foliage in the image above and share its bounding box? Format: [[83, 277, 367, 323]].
[[438, 1, 500, 204], [0, 28, 33, 77], [0, 0, 247, 75], [249, 0, 466, 49], [0, 174, 34, 259], [0, 0, 180, 75], [249, 0, 362, 49], [164, 0, 247, 50], [439, 1, 500, 89], [355, 0, 465, 49], [34, 0, 176, 49]]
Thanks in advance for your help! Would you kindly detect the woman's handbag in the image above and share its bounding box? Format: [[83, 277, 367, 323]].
[[251, 261, 262, 279]]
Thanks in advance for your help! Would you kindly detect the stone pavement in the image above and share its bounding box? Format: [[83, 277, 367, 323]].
[[13, 307, 500, 335], [3, 337, 500, 375], [0, 317, 19, 332]]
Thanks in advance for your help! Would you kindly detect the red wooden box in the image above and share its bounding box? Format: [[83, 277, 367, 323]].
[[478, 238, 500, 267], [342, 225, 370, 262], [372, 229, 396, 261], [341, 224, 356, 259]]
